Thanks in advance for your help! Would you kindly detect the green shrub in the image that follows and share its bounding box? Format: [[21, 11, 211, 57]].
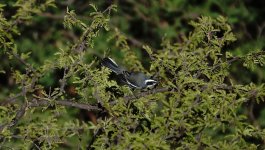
[[0, 1, 265, 149]]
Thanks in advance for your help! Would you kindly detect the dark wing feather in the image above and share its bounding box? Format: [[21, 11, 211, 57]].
[[101, 58, 122, 74]]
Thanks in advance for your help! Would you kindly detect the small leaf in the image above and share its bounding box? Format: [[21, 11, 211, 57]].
[[89, 4, 98, 11]]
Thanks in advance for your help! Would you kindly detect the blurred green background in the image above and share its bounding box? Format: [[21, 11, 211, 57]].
[[1, 0, 265, 142]]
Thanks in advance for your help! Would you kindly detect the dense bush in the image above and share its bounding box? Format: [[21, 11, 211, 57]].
[[0, 0, 265, 149]]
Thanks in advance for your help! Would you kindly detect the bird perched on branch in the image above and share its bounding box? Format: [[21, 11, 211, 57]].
[[101, 57, 157, 89]]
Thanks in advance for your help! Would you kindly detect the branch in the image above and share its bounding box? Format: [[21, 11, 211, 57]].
[[29, 98, 102, 111], [9, 51, 36, 73], [0, 103, 27, 133], [108, 87, 172, 106], [211, 56, 241, 71], [0, 93, 23, 106], [0, 97, 101, 134], [124, 87, 170, 102], [195, 56, 241, 78], [86, 127, 102, 149], [227, 56, 241, 65]]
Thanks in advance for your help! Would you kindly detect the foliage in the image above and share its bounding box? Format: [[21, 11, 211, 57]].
[[0, 0, 265, 149]]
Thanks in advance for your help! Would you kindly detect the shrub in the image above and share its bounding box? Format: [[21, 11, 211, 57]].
[[0, 1, 265, 149]]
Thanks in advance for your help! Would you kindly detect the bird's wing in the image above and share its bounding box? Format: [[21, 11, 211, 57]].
[[101, 57, 122, 74]]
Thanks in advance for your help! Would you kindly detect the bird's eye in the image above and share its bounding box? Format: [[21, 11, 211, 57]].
[[145, 80, 157, 85], [146, 82, 156, 85]]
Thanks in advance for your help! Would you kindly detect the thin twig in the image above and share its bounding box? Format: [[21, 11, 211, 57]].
[[9, 51, 36, 73]]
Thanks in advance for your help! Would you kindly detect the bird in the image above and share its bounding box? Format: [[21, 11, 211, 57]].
[[101, 57, 157, 89]]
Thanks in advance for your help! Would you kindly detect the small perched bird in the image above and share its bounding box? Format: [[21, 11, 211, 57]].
[[101, 57, 157, 89]]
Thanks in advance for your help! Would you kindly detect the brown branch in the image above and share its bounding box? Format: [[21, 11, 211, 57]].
[[29, 98, 102, 111], [107, 87, 172, 106], [40, 12, 65, 19], [0, 70, 38, 106], [211, 56, 241, 71], [124, 87, 170, 102], [9, 51, 36, 73], [247, 98, 257, 125], [86, 127, 102, 149], [0, 97, 101, 134], [70, 5, 116, 53], [195, 56, 241, 78], [0, 93, 23, 106], [0, 103, 27, 133]]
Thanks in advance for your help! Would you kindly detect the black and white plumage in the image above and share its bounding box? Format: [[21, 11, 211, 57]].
[[101, 57, 124, 74], [101, 57, 157, 89]]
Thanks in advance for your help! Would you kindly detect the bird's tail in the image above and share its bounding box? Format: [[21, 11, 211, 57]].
[[101, 57, 123, 74]]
